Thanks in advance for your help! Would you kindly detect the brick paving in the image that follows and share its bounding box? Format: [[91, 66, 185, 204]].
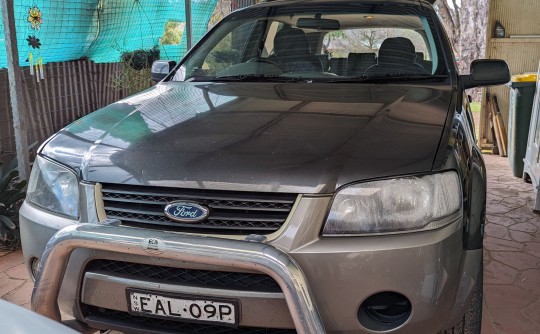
[[1, 154, 540, 333], [0, 250, 31, 310]]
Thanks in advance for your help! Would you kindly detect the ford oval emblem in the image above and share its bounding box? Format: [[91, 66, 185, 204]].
[[164, 201, 209, 223]]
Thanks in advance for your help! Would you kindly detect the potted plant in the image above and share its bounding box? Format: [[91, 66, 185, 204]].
[[0, 156, 27, 250]]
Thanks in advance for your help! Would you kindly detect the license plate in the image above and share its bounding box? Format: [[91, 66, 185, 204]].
[[126, 289, 239, 326]]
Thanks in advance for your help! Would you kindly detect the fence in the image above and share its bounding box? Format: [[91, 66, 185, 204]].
[[0, 1, 218, 68], [0, 61, 128, 161]]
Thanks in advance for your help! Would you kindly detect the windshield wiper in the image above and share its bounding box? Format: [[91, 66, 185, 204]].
[[323, 74, 448, 83], [187, 74, 305, 83]]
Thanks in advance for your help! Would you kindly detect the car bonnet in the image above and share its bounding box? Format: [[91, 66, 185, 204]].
[[41, 81, 452, 194]]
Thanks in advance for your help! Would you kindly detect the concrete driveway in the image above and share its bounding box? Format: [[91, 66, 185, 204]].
[[2, 154, 540, 333]]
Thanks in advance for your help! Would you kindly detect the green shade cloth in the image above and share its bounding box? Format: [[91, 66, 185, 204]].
[[0, 0, 217, 68]]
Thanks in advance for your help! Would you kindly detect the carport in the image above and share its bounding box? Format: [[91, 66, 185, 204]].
[[1, 1, 540, 334]]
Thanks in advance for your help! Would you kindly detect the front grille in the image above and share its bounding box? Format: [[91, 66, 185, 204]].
[[101, 184, 297, 234], [84, 306, 297, 334], [86, 260, 282, 293]]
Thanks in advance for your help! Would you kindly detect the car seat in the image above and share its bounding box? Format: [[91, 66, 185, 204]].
[[415, 52, 433, 73], [364, 37, 427, 76], [269, 27, 323, 73], [347, 53, 377, 76]]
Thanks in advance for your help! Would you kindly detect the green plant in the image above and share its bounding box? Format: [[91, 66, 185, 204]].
[[470, 102, 481, 113], [121, 47, 160, 71], [111, 47, 159, 96], [0, 156, 27, 249], [160, 21, 185, 46]]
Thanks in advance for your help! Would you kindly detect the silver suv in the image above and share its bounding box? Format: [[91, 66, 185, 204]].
[[21, 0, 509, 333]]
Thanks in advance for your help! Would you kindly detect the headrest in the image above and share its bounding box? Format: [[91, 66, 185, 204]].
[[378, 37, 416, 64], [274, 27, 311, 56]]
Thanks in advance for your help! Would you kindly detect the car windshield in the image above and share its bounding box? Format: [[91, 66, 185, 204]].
[[172, 3, 449, 83]]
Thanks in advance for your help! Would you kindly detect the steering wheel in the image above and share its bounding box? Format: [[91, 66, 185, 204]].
[[247, 57, 285, 71]]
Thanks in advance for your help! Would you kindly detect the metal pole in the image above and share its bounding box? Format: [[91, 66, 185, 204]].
[[1, 0, 30, 179], [185, 0, 193, 50]]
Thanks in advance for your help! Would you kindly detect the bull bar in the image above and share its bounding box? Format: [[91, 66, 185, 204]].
[[31, 220, 326, 334]]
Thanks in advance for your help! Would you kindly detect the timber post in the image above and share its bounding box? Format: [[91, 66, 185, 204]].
[[185, 0, 193, 50], [1, 0, 30, 179]]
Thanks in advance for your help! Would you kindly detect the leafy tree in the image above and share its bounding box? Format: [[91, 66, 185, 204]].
[[160, 21, 185, 46], [204, 34, 241, 74], [208, 0, 232, 29], [323, 30, 346, 54], [347, 29, 387, 50], [325, 28, 427, 57]]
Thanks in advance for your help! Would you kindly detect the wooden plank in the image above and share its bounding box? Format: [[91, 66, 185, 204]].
[[488, 93, 504, 156], [494, 114, 507, 156], [494, 94, 508, 156]]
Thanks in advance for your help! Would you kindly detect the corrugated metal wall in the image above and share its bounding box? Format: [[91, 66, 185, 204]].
[[488, 0, 540, 37], [0, 60, 129, 162], [231, 0, 259, 11], [480, 0, 540, 148]]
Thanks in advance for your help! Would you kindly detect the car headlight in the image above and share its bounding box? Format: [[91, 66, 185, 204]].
[[323, 172, 461, 235], [26, 156, 79, 219]]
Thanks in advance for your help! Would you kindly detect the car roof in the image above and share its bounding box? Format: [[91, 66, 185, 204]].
[[269, 13, 425, 30], [256, 0, 437, 6], [243, 0, 437, 29]]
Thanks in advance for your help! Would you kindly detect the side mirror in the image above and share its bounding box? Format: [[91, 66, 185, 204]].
[[151, 60, 177, 82], [461, 59, 510, 89]]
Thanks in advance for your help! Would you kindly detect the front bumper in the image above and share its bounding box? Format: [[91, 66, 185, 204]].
[[32, 221, 325, 334], [24, 193, 481, 333]]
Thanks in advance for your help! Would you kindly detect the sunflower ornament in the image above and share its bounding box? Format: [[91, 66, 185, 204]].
[[27, 6, 43, 30], [26, 5, 44, 81]]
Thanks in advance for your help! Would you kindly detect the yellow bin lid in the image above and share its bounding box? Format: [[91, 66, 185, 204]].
[[511, 73, 538, 82]]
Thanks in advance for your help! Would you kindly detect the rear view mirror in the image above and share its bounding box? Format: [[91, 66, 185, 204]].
[[151, 60, 177, 82], [461, 59, 510, 89], [297, 18, 340, 31]]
